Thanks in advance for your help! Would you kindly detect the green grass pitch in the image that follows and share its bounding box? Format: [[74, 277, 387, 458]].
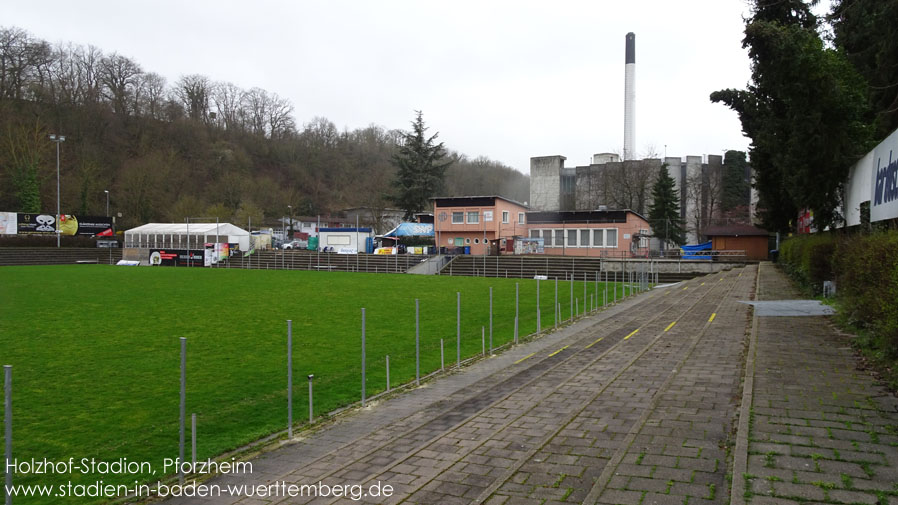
[[0, 265, 620, 503]]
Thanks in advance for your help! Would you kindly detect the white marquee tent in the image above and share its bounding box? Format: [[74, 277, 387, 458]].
[[124, 222, 251, 251]]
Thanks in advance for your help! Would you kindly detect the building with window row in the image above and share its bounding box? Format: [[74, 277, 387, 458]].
[[431, 196, 650, 256]]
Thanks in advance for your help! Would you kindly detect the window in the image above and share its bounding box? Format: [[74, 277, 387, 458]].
[[465, 238, 471, 244], [607, 229, 618, 247], [454, 238, 463, 246], [448, 238, 454, 244], [639, 229, 650, 248], [580, 229, 590, 247], [467, 211, 479, 224], [593, 229, 604, 247], [530, 229, 541, 239], [502, 211, 509, 223], [518, 213, 525, 224], [554, 229, 564, 246], [567, 229, 577, 246], [474, 238, 480, 244], [452, 212, 464, 224]]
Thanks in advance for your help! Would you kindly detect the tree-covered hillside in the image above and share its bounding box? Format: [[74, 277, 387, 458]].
[[0, 26, 529, 229]]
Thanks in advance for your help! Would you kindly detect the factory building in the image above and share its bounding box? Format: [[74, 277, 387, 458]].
[[530, 153, 745, 245]]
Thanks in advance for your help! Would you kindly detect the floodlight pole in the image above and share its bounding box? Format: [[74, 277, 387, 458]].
[[186, 217, 190, 267], [49, 134, 65, 248]]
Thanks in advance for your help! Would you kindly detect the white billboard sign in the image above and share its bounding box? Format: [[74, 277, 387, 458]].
[[871, 128, 898, 222]]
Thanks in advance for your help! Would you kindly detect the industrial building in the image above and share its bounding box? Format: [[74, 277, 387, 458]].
[[530, 153, 746, 244]]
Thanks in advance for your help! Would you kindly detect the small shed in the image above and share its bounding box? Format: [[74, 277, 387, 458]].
[[703, 224, 770, 261], [318, 227, 373, 253]]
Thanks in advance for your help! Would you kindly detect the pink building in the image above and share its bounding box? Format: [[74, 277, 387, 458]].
[[432, 196, 529, 255], [432, 196, 652, 257], [525, 210, 651, 257]]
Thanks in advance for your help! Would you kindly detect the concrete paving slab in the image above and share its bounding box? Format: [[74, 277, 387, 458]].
[[740, 300, 835, 317]]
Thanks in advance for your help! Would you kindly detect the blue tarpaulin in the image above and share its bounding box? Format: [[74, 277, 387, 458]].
[[680, 241, 712, 260], [383, 222, 434, 237]]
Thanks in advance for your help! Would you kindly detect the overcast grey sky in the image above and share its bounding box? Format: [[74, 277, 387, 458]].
[[6, 0, 767, 172]]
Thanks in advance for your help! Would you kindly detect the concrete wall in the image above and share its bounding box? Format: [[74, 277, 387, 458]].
[[684, 156, 703, 243], [529, 156, 565, 211]]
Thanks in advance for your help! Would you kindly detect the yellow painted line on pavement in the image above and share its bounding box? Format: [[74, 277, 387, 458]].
[[664, 321, 677, 332], [700, 282, 705, 286], [683, 286, 688, 290], [585, 337, 604, 349], [548, 345, 569, 357], [624, 329, 639, 340], [514, 352, 536, 364], [739, 272, 743, 277], [709, 313, 717, 322]]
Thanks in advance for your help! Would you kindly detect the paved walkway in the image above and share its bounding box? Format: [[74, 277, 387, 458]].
[[734, 265, 898, 505], [158, 264, 898, 505]]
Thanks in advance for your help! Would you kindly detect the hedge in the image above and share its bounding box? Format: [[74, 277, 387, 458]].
[[779, 231, 898, 359]]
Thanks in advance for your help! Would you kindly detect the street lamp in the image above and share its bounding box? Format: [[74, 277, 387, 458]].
[[49, 134, 66, 248], [104, 190, 109, 217]]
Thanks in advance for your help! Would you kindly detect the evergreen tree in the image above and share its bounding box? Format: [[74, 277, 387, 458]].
[[831, 0, 898, 142], [711, 0, 871, 232], [721, 150, 750, 215], [389, 111, 453, 220], [648, 166, 686, 247]]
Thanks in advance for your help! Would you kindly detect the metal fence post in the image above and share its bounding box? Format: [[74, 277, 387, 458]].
[[415, 299, 420, 386], [554, 277, 558, 328], [440, 339, 444, 371], [386, 355, 390, 392], [489, 287, 493, 353], [570, 274, 574, 321], [287, 320, 293, 438], [179, 337, 186, 485], [514, 283, 519, 344], [481, 327, 485, 356], [361, 308, 366, 407], [308, 374, 314, 424], [456, 292, 461, 367], [4, 365, 11, 505], [536, 278, 541, 332], [583, 272, 587, 312]]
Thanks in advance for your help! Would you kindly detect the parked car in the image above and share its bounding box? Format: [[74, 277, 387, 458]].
[[282, 240, 307, 250]]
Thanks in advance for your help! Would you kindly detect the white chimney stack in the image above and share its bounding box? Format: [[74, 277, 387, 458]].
[[624, 32, 636, 161]]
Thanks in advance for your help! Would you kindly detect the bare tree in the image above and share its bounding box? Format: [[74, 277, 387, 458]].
[[75, 45, 103, 104], [242, 87, 268, 136], [99, 52, 142, 115], [266, 92, 295, 139], [684, 166, 723, 240], [605, 159, 657, 214], [212, 81, 246, 131], [0, 27, 52, 101], [173, 74, 212, 122], [47, 43, 80, 105], [135, 72, 166, 119]]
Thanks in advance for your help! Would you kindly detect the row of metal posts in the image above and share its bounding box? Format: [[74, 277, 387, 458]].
[[1, 263, 659, 504]]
